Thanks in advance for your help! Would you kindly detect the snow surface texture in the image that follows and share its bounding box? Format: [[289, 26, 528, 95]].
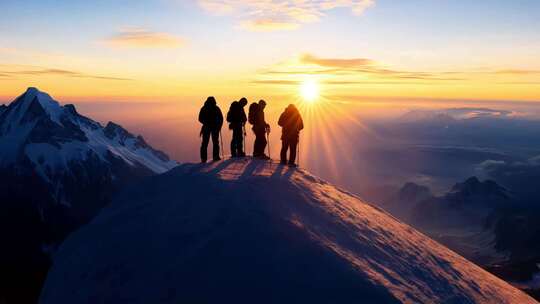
[[0, 87, 177, 175], [40, 159, 536, 304]]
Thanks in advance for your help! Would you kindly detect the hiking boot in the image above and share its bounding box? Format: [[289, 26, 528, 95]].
[[257, 154, 271, 160]]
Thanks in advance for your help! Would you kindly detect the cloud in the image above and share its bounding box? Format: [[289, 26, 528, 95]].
[[352, 0, 376, 15], [498, 81, 540, 85], [476, 157, 540, 203], [255, 53, 540, 88], [260, 53, 466, 82], [300, 54, 373, 68], [197, 0, 235, 15], [13, 68, 80, 76], [198, 0, 376, 31], [252, 80, 300, 85], [252, 79, 437, 86], [494, 69, 540, 75], [238, 19, 300, 31], [105, 29, 186, 49], [401, 108, 517, 122], [0, 66, 131, 81]]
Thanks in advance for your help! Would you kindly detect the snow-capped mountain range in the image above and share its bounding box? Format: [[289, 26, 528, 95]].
[[0, 87, 176, 206], [0, 86, 177, 230], [0, 88, 177, 304], [40, 159, 536, 304], [0, 87, 176, 177]]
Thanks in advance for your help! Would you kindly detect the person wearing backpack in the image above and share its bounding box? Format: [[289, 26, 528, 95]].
[[226, 98, 248, 157], [278, 104, 303, 167], [248, 99, 270, 159], [198, 96, 223, 162]]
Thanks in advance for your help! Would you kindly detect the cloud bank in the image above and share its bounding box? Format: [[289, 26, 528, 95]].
[[256, 53, 540, 87], [198, 0, 376, 31], [0, 66, 131, 81], [105, 29, 186, 49], [257, 53, 466, 85]]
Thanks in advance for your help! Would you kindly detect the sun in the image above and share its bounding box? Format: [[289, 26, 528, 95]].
[[300, 79, 319, 103]]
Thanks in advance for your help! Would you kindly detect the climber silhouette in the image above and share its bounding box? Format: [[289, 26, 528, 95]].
[[248, 99, 270, 159], [226, 98, 248, 157], [198, 96, 223, 162], [278, 104, 304, 167]]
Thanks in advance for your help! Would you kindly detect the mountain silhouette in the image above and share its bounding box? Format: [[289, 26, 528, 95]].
[[0, 88, 177, 304], [40, 159, 535, 304]]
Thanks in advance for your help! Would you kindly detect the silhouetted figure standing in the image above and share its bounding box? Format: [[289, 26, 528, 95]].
[[227, 98, 248, 157], [278, 104, 303, 167], [248, 99, 270, 159], [198, 96, 223, 162]]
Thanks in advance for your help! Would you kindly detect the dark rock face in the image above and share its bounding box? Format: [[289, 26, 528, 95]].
[[447, 177, 510, 206], [377, 177, 513, 259], [104, 121, 132, 142], [398, 182, 433, 204]]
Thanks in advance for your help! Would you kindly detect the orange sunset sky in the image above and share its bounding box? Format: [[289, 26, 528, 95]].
[[1, 0, 539, 103]]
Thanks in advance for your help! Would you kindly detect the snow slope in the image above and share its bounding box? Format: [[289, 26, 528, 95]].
[[40, 159, 536, 304]]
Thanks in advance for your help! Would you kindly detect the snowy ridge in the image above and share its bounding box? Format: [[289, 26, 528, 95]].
[[0, 87, 177, 176], [40, 159, 536, 304]]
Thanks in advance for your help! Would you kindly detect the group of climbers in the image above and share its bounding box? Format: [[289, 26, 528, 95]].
[[198, 97, 303, 167]]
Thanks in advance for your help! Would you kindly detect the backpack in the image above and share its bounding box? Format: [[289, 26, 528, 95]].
[[248, 103, 259, 125], [227, 101, 239, 123]]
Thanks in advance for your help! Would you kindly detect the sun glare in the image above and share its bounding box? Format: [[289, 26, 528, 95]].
[[300, 79, 319, 102]]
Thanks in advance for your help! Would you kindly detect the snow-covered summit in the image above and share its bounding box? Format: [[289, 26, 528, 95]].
[[1, 87, 64, 128], [40, 159, 535, 304]]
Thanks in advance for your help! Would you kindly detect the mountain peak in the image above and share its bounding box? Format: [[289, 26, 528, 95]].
[[26, 86, 39, 93], [446, 176, 510, 208], [104, 121, 132, 140], [23, 87, 60, 111], [399, 182, 433, 203], [451, 176, 508, 197], [3, 87, 64, 127], [40, 159, 535, 304]]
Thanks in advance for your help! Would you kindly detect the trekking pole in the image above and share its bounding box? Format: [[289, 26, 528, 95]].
[[243, 125, 247, 156], [297, 133, 300, 167], [266, 129, 271, 159], [219, 130, 224, 159]]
